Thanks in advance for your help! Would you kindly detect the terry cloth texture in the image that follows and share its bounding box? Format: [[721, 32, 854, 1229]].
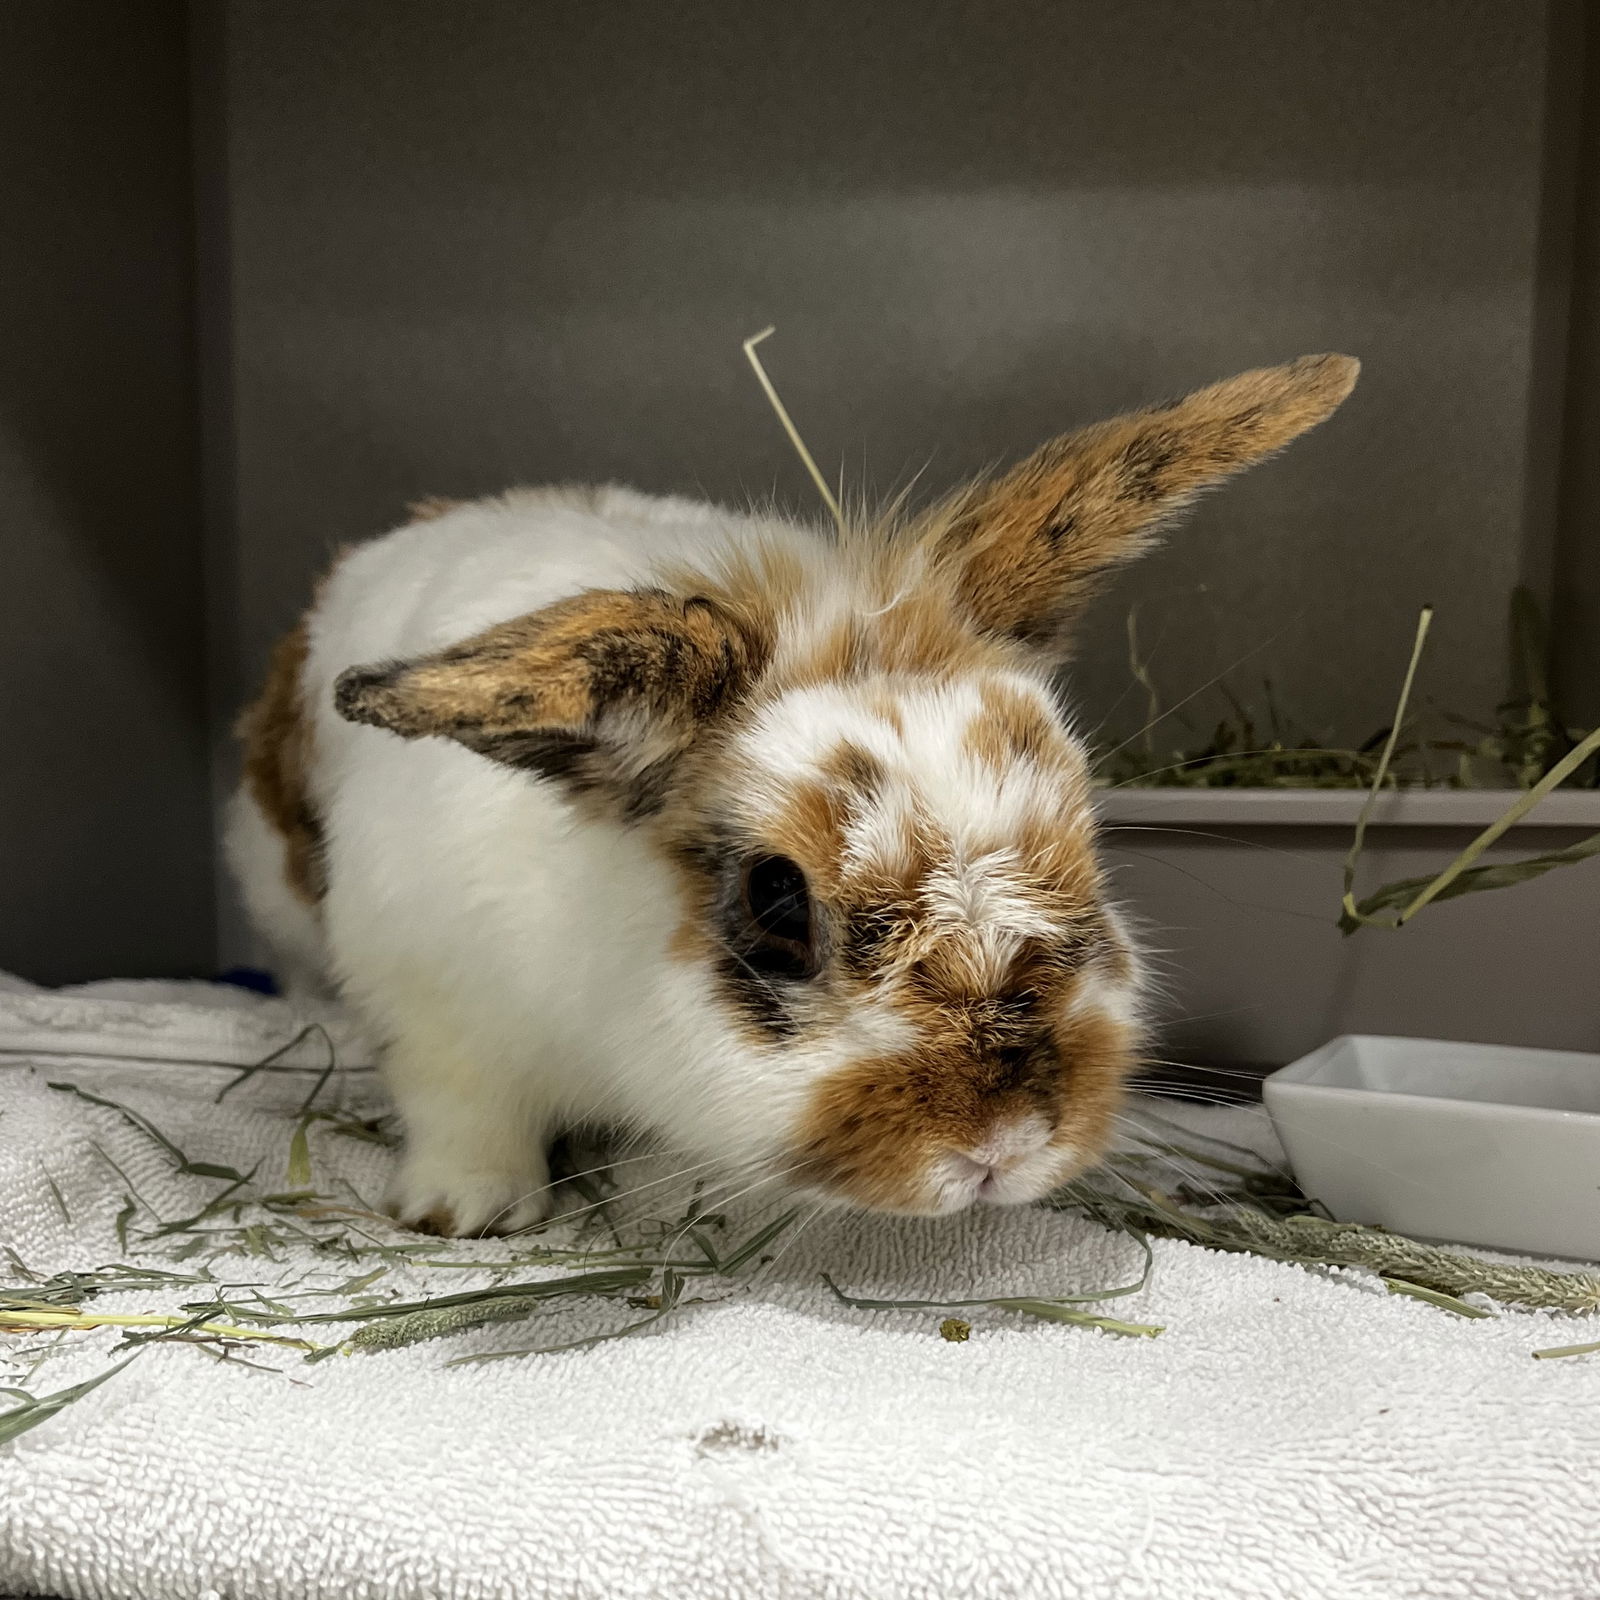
[[2, 974, 1598, 1600]]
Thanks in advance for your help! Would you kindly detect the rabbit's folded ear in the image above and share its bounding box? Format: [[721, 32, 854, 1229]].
[[333, 589, 764, 818], [928, 353, 1359, 655]]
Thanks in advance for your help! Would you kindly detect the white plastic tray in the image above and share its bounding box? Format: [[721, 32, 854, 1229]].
[[1263, 1034, 1600, 1261]]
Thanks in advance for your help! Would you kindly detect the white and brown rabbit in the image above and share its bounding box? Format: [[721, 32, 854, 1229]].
[[227, 354, 1357, 1235]]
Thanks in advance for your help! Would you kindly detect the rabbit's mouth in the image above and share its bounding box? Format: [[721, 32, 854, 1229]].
[[925, 1114, 1086, 1212], [784, 996, 1137, 1215], [784, 1105, 1106, 1217]]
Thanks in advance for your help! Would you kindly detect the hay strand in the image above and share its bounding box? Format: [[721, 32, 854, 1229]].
[[0, 1357, 137, 1447], [742, 326, 844, 529], [1340, 605, 1434, 931], [1058, 1179, 1600, 1313], [1341, 722, 1600, 932]]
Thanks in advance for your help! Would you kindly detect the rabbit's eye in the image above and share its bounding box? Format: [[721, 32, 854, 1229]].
[[738, 855, 814, 979]]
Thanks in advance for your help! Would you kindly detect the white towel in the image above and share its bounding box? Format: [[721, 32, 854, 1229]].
[[2, 976, 1598, 1600]]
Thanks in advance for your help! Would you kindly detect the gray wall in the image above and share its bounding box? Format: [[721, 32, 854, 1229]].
[[1553, 4, 1600, 725], [1, 1, 1590, 980], [0, 3, 212, 983], [213, 0, 1560, 768]]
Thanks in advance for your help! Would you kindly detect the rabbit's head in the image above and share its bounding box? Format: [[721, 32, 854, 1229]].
[[336, 354, 1357, 1213]]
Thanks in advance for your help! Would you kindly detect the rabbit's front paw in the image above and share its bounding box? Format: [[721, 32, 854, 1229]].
[[386, 1156, 552, 1238]]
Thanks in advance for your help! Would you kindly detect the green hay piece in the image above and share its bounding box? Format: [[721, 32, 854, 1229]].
[[451, 1269, 689, 1364], [820, 1234, 1166, 1341], [1532, 1339, 1600, 1361], [285, 1117, 315, 1190], [0, 1357, 137, 1448], [1342, 720, 1600, 932], [348, 1292, 584, 1351], [1061, 1179, 1600, 1314], [1340, 606, 1436, 931], [2, 1265, 215, 1310], [990, 1299, 1163, 1339], [342, 1267, 653, 1352], [113, 1198, 136, 1253], [146, 1171, 261, 1240], [939, 1317, 971, 1342], [1344, 829, 1600, 928], [208, 1271, 654, 1324], [1383, 1278, 1494, 1319], [694, 1209, 799, 1274], [1103, 587, 1597, 798], [47, 1082, 248, 1184], [0, 1307, 319, 1351], [216, 1022, 338, 1102]]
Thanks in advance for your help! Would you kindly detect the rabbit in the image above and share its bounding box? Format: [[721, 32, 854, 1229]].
[[227, 353, 1358, 1236]]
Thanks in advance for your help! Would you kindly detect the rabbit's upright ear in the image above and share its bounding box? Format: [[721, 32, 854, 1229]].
[[928, 354, 1359, 655], [334, 589, 765, 818]]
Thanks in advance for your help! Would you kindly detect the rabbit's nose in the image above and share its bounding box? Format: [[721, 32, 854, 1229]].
[[990, 1044, 1035, 1088]]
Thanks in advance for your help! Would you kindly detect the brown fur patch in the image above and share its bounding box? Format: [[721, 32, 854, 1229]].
[[923, 353, 1359, 654], [237, 621, 325, 904], [864, 688, 906, 737], [771, 780, 854, 897], [823, 741, 888, 796], [786, 589, 1001, 689], [962, 679, 1067, 772], [407, 495, 462, 522]]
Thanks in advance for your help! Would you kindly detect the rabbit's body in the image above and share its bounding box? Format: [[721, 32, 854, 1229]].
[[231, 356, 1358, 1235], [231, 487, 825, 1230]]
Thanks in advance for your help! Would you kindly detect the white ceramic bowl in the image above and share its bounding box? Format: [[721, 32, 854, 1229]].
[[1262, 1034, 1600, 1261]]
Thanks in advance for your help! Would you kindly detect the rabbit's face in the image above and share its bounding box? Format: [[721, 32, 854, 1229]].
[[337, 353, 1358, 1212], [665, 666, 1140, 1214]]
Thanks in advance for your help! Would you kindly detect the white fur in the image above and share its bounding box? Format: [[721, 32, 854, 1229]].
[[227, 487, 1138, 1231], [738, 675, 1089, 869], [222, 788, 330, 1000]]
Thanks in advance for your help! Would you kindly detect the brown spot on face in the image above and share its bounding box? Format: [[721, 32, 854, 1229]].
[[772, 780, 851, 894], [822, 740, 887, 797], [237, 620, 325, 905], [962, 680, 1066, 772], [863, 688, 906, 737]]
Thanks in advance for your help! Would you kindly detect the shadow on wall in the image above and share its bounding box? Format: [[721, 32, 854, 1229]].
[[0, 3, 211, 983]]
